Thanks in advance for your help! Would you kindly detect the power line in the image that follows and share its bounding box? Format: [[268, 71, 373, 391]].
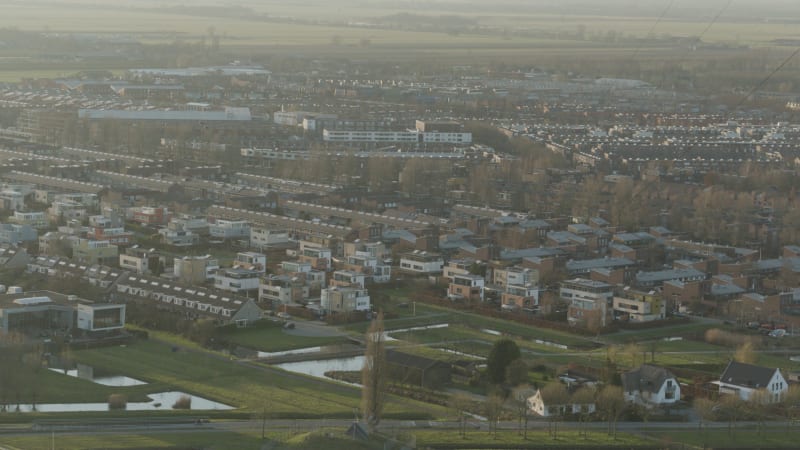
[[693, 0, 733, 46], [735, 46, 800, 110], [631, 0, 677, 60]]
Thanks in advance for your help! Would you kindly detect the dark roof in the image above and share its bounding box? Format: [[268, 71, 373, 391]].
[[720, 361, 778, 388], [386, 349, 450, 371], [622, 364, 676, 394]]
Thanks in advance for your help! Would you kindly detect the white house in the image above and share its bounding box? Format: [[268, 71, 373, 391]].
[[399, 250, 444, 275], [209, 219, 250, 240], [320, 286, 370, 314], [622, 364, 680, 407], [717, 361, 788, 403], [527, 389, 596, 417], [250, 227, 289, 249], [213, 268, 261, 294]]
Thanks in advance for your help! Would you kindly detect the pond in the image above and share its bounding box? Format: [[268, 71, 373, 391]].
[[4, 391, 234, 413], [276, 355, 365, 385], [48, 368, 147, 387]]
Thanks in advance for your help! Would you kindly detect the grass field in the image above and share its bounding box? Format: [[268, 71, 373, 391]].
[[0, 429, 385, 450], [650, 428, 800, 448], [411, 429, 651, 448], [68, 339, 445, 419]]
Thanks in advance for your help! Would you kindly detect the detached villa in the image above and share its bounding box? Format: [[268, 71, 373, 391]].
[[717, 361, 788, 403], [622, 364, 680, 407]]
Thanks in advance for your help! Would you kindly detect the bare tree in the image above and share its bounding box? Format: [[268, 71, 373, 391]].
[[540, 382, 569, 440], [571, 386, 597, 439], [484, 393, 505, 439], [598, 385, 626, 440], [449, 392, 473, 438], [511, 385, 534, 439], [361, 311, 387, 430]]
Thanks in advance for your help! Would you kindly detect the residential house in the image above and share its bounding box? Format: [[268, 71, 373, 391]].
[[10, 211, 48, 229], [398, 250, 444, 275], [209, 218, 250, 240], [72, 239, 118, 266], [119, 247, 164, 275], [132, 206, 171, 225], [561, 278, 613, 328], [527, 388, 596, 417], [320, 286, 370, 314], [259, 275, 309, 305], [159, 225, 199, 246], [622, 364, 680, 407], [233, 251, 267, 273], [250, 227, 289, 249], [331, 270, 367, 288], [48, 200, 87, 223], [717, 361, 788, 403], [174, 255, 219, 285], [0, 223, 37, 245], [613, 289, 666, 322], [448, 273, 485, 302], [298, 244, 332, 271], [114, 273, 262, 326], [501, 284, 541, 312], [213, 268, 261, 294]]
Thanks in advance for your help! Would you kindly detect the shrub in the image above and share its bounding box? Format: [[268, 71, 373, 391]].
[[704, 328, 761, 348], [172, 394, 192, 410], [108, 394, 127, 410]]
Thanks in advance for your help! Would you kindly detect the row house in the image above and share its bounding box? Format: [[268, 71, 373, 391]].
[[114, 274, 262, 326]]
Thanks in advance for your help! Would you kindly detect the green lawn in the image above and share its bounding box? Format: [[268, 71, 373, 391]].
[[411, 430, 651, 448], [652, 428, 800, 449], [0, 429, 385, 450], [216, 321, 347, 352], [70, 339, 444, 419]]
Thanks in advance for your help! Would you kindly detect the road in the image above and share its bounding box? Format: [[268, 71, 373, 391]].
[[0, 417, 796, 438]]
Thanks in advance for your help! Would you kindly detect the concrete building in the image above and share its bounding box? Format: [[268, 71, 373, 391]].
[[209, 219, 250, 240], [320, 286, 370, 314], [399, 251, 444, 275], [613, 289, 666, 323], [233, 252, 267, 273], [561, 278, 613, 328], [250, 227, 289, 249], [0, 223, 37, 245], [10, 211, 48, 229], [213, 268, 261, 294], [448, 273, 485, 302], [331, 270, 367, 289], [119, 247, 164, 275], [72, 239, 118, 266], [0, 291, 125, 335], [174, 255, 219, 285]]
